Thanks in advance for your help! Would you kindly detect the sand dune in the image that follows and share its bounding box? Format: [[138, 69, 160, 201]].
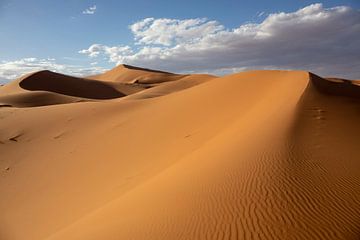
[[127, 74, 217, 99], [0, 67, 204, 107], [0, 91, 87, 108], [0, 67, 360, 240], [0, 70, 127, 107], [88, 64, 187, 84], [18, 70, 126, 99]]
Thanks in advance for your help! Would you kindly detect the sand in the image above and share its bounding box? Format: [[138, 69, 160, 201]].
[[0, 66, 359, 240], [88, 64, 187, 84]]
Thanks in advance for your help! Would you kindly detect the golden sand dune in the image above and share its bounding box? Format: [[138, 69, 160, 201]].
[[0, 70, 129, 107], [88, 64, 187, 84], [0, 68, 360, 240], [127, 73, 217, 99], [0, 91, 87, 108], [0, 67, 203, 107]]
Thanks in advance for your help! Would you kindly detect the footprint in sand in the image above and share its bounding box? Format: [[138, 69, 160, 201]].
[[9, 133, 23, 142]]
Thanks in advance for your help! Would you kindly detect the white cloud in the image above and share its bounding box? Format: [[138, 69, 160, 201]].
[[257, 11, 266, 17], [130, 18, 224, 46], [82, 5, 96, 15], [79, 44, 132, 62], [79, 3, 360, 78], [0, 58, 106, 82]]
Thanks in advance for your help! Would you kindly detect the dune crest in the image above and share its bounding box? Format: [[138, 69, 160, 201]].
[[0, 68, 360, 240], [18, 70, 124, 99], [0, 67, 212, 107], [88, 64, 187, 84]]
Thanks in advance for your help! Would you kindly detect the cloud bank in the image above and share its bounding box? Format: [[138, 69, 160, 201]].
[[80, 3, 360, 78]]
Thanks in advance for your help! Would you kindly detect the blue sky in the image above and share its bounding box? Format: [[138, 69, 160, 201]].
[[0, 0, 359, 82]]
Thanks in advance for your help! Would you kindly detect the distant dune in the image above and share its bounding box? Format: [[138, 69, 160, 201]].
[[0, 66, 360, 240], [88, 64, 186, 84]]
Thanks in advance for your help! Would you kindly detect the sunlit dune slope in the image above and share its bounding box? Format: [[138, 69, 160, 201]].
[[88, 64, 187, 84], [0, 69, 360, 240], [127, 73, 217, 99]]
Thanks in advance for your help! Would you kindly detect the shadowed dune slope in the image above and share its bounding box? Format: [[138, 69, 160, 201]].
[[88, 64, 187, 84], [0, 70, 146, 107], [0, 67, 211, 107], [0, 70, 360, 240], [316, 75, 360, 97], [18, 70, 124, 99]]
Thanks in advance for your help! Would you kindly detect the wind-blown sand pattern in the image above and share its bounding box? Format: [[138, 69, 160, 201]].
[[0, 66, 360, 240]]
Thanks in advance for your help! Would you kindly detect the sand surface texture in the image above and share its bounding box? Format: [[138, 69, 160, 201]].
[[0, 66, 359, 240]]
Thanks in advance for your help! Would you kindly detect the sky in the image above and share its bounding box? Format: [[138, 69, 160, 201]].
[[0, 0, 359, 83]]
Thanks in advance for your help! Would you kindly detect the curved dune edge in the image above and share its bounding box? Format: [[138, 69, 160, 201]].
[[311, 74, 360, 97], [18, 70, 125, 99], [0, 70, 360, 240], [0, 66, 215, 107], [88, 64, 188, 84], [0, 91, 88, 108], [126, 74, 217, 100], [0, 70, 127, 107]]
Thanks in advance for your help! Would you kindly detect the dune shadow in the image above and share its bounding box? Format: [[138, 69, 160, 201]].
[[310, 73, 360, 99], [19, 71, 125, 99], [122, 64, 174, 75]]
